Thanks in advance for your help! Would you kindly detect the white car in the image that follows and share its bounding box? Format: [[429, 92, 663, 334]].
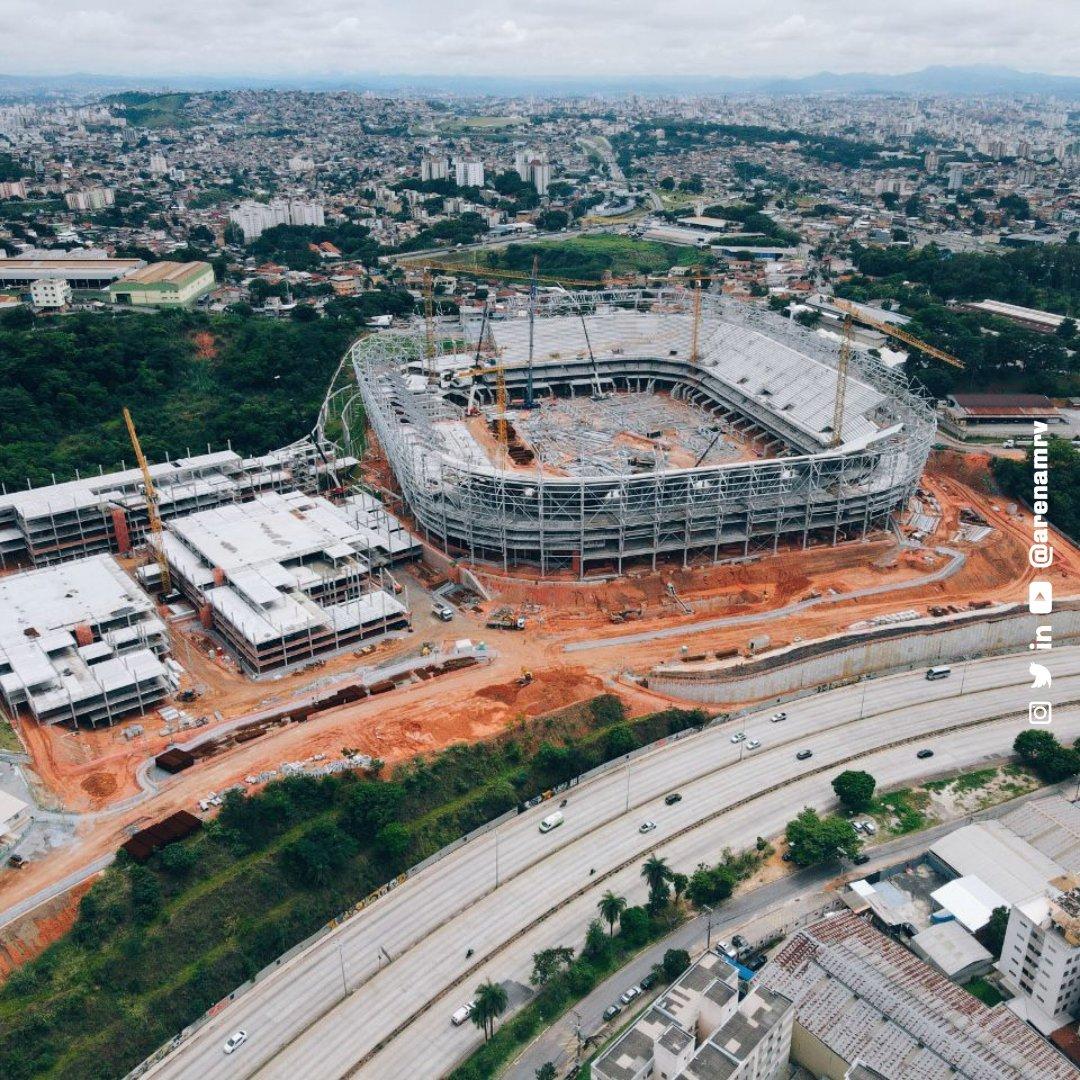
[[639, 820, 657, 834], [771, 712, 788, 723], [223, 1030, 248, 1054], [620, 985, 641, 1004], [730, 732, 746, 743], [451, 1002, 475, 1026], [746, 739, 761, 750], [715, 940, 737, 959]]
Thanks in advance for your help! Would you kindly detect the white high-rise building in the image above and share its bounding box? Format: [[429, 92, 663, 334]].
[[998, 885, 1080, 1034], [530, 159, 552, 195], [148, 152, 168, 176], [421, 155, 449, 182], [454, 159, 484, 188], [228, 200, 324, 241], [64, 187, 115, 212], [513, 148, 532, 182]]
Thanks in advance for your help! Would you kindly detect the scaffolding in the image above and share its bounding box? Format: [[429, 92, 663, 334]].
[[350, 289, 936, 578]]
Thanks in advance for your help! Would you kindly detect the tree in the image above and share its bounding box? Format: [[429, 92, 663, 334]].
[[832, 770, 877, 813], [598, 890, 627, 936], [531, 945, 574, 987], [641, 855, 672, 913], [618, 906, 651, 947], [662, 948, 691, 980], [670, 872, 689, 911], [582, 918, 610, 960], [128, 865, 163, 923], [536, 1065, 557, 1080], [1013, 730, 1080, 782], [374, 822, 411, 863], [339, 781, 405, 838], [978, 905, 1010, 958], [471, 979, 509, 1041], [785, 808, 861, 867]]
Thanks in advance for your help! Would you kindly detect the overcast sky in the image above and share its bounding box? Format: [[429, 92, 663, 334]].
[[2, 0, 1078, 79]]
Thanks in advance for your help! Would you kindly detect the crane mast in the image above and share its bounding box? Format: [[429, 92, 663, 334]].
[[122, 407, 170, 594]]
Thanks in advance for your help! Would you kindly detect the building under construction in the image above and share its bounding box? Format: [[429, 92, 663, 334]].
[[0, 443, 353, 570], [352, 289, 936, 578]]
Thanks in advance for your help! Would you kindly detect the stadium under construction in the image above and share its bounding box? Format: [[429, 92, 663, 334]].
[[350, 289, 936, 578]]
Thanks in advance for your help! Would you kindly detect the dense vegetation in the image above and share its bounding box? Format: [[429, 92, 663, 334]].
[[0, 300, 413, 490], [101, 91, 194, 129], [837, 242, 1080, 397], [994, 438, 1080, 539], [0, 696, 706, 1080]]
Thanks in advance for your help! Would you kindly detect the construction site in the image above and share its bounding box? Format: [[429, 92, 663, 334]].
[[2, 284, 1080, 980], [351, 288, 936, 577]]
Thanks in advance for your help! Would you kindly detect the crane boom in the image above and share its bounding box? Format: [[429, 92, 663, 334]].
[[830, 318, 852, 448], [832, 299, 965, 370], [122, 407, 170, 593]]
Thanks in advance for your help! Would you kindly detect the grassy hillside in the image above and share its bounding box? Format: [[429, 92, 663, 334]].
[[449, 234, 712, 282], [0, 697, 705, 1080]]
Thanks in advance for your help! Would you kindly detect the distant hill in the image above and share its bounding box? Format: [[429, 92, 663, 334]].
[[1, 65, 1078, 99]]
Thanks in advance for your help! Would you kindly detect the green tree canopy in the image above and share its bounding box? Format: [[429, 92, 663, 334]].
[[785, 808, 861, 867], [831, 770, 877, 812]]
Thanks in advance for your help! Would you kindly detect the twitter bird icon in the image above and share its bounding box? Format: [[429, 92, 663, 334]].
[[1030, 663, 1052, 689]]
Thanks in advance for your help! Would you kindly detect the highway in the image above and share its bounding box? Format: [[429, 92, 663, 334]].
[[143, 648, 1080, 1080]]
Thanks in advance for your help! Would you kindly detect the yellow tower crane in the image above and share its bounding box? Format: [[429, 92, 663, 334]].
[[832, 298, 965, 370], [122, 407, 170, 594]]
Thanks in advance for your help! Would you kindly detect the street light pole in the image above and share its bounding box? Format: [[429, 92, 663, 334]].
[[702, 904, 714, 949], [495, 829, 500, 888], [625, 759, 631, 813]]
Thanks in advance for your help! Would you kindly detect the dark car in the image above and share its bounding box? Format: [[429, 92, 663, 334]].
[[640, 971, 658, 990], [7, 853, 26, 869], [853, 853, 871, 865], [781, 851, 793, 862], [917, 749, 935, 759], [664, 793, 683, 806], [603, 1004, 622, 1022], [796, 750, 813, 761], [747, 954, 768, 971], [732, 934, 747, 949]]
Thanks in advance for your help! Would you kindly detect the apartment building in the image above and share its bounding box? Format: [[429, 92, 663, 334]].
[[998, 885, 1080, 1035], [593, 951, 793, 1080]]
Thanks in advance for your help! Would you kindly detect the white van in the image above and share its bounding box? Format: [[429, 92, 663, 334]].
[[926, 666, 952, 681], [539, 811, 564, 833], [451, 1002, 475, 1026]]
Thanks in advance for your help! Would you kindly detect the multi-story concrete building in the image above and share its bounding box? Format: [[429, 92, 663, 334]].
[[593, 951, 793, 1080], [154, 491, 411, 675], [421, 155, 449, 182], [228, 199, 325, 240], [29, 278, 72, 308], [454, 158, 484, 188], [64, 187, 115, 212], [0, 554, 170, 728], [998, 885, 1080, 1035]]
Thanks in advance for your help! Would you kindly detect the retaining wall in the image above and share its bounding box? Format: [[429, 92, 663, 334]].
[[647, 603, 1080, 705]]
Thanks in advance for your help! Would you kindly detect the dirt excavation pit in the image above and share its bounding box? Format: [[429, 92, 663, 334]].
[[80, 773, 118, 798]]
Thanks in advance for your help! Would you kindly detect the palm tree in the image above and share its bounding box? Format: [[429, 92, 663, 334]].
[[472, 979, 508, 1041], [641, 854, 673, 913], [597, 890, 627, 937], [641, 854, 671, 894]]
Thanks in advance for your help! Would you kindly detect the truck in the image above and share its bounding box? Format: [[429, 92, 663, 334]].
[[486, 606, 526, 631], [432, 603, 454, 622]]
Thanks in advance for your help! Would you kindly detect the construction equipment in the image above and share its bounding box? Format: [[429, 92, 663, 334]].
[[122, 406, 171, 594], [609, 606, 643, 624], [517, 669, 534, 686], [577, 308, 610, 400], [830, 316, 853, 448], [525, 254, 539, 409], [486, 606, 526, 631], [832, 299, 965, 370], [422, 270, 437, 381], [690, 280, 702, 363]]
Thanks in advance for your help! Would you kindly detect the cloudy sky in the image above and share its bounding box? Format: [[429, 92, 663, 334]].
[[2, 0, 1078, 79]]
